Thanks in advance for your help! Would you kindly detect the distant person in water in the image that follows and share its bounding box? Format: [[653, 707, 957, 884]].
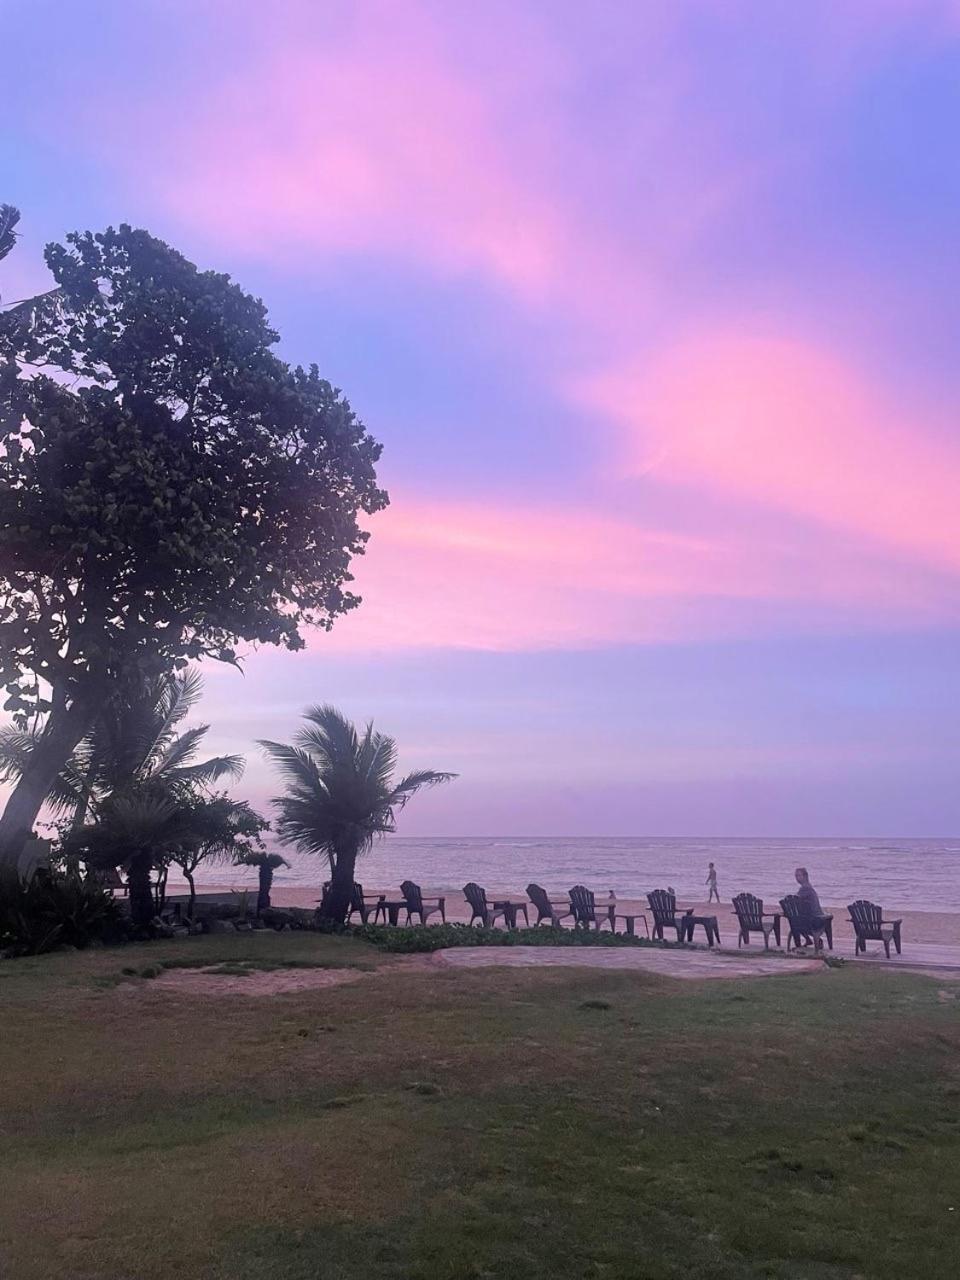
[[793, 867, 831, 944], [705, 861, 720, 903]]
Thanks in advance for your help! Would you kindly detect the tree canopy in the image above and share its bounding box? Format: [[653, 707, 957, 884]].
[[0, 214, 387, 863]]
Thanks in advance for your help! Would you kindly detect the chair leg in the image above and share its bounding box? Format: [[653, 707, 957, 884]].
[[894, 925, 901, 955], [883, 938, 890, 959]]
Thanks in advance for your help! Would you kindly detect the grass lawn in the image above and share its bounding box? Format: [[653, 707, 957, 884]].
[[1, 933, 959, 1279]]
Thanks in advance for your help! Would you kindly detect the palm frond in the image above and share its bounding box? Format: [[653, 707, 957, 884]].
[[0, 204, 19, 263], [258, 740, 328, 795], [357, 724, 398, 790], [141, 670, 206, 769], [390, 769, 459, 803], [235, 850, 289, 871], [0, 728, 37, 781], [150, 725, 212, 776], [0, 728, 86, 814], [297, 704, 359, 769], [167, 754, 245, 786]]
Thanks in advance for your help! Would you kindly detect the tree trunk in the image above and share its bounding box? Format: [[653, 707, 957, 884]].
[[0, 689, 98, 871], [127, 852, 155, 930], [257, 864, 272, 913], [319, 844, 356, 923], [184, 868, 196, 919], [155, 864, 168, 913]]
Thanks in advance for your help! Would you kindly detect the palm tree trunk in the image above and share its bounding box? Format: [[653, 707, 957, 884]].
[[320, 843, 357, 923], [258, 864, 273, 913], [127, 853, 155, 930]]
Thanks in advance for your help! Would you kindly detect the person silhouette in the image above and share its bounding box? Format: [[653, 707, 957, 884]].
[[705, 861, 720, 903]]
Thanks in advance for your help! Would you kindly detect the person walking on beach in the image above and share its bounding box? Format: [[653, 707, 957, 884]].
[[705, 861, 720, 903]]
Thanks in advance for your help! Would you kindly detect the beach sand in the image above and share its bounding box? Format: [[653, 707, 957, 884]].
[[175, 883, 960, 948]]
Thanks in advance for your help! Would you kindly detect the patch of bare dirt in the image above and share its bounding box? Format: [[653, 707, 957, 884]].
[[134, 954, 436, 998]]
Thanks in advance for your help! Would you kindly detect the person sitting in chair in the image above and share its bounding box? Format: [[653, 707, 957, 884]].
[[793, 867, 830, 946]]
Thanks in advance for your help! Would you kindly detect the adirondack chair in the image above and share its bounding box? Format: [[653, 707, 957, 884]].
[[463, 883, 508, 928], [647, 889, 686, 942], [732, 892, 781, 949], [97, 865, 129, 896], [401, 880, 446, 925], [779, 894, 833, 951], [848, 900, 902, 958], [527, 883, 574, 926], [320, 881, 383, 923], [568, 884, 613, 931]]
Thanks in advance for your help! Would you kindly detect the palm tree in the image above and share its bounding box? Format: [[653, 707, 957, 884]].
[[235, 850, 290, 913], [259, 705, 456, 922], [0, 669, 243, 834], [72, 791, 187, 929]]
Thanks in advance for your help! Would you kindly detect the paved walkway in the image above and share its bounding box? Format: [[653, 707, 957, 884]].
[[433, 946, 824, 980], [839, 940, 960, 974]]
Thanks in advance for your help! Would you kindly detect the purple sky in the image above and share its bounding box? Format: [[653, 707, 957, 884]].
[[5, 0, 960, 834]]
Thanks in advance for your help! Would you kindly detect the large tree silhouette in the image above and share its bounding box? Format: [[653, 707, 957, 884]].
[[0, 212, 386, 867]]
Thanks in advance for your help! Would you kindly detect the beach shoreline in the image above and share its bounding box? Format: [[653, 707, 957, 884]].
[[163, 882, 960, 948]]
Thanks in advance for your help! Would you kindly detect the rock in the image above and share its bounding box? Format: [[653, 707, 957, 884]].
[[261, 908, 295, 931], [202, 918, 236, 934]]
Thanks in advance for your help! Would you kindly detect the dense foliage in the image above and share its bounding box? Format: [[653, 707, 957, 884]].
[[260, 705, 455, 922], [0, 870, 125, 956], [0, 213, 386, 864]]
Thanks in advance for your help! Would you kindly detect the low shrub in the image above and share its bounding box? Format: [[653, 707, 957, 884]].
[[0, 872, 128, 957], [354, 922, 657, 953]]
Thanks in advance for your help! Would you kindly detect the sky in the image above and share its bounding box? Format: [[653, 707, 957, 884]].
[[4, 0, 960, 835]]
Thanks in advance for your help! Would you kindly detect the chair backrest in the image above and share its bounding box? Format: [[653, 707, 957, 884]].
[[463, 883, 487, 915], [526, 883, 552, 915], [647, 889, 677, 924], [401, 880, 423, 912], [848, 899, 882, 936], [732, 892, 764, 929], [779, 894, 804, 925], [568, 884, 596, 923], [350, 882, 365, 911]]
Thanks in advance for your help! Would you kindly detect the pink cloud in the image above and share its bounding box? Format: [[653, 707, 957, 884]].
[[153, 4, 571, 301], [72, 0, 960, 653], [311, 491, 960, 653], [587, 333, 960, 574]]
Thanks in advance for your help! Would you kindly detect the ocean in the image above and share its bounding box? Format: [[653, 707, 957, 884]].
[[205, 836, 960, 913]]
